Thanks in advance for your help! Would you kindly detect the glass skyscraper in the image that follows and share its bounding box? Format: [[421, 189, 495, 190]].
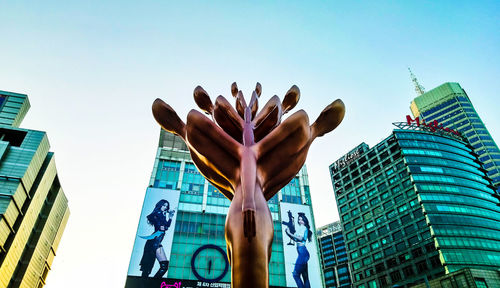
[[0, 90, 70, 288], [126, 131, 325, 288], [317, 221, 353, 288], [410, 82, 500, 191], [330, 127, 500, 288]]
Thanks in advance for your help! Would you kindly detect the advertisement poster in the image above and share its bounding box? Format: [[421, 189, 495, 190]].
[[280, 202, 323, 288], [128, 187, 180, 279], [125, 277, 285, 288]]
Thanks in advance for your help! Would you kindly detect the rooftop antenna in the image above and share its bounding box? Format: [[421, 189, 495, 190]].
[[408, 67, 425, 95]]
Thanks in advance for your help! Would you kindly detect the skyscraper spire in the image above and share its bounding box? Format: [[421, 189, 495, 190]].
[[408, 67, 425, 95]]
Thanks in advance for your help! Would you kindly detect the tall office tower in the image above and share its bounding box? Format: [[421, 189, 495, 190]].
[[0, 90, 69, 288], [410, 82, 500, 191], [126, 131, 325, 288], [330, 125, 500, 288], [317, 221, 352, 288]]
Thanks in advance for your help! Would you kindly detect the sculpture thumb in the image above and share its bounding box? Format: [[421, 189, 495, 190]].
[[311, 99, 345, 139], [152, 98, 186, 139]]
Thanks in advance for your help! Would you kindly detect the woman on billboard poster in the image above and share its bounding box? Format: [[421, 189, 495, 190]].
[[285, 212, 312, 288], [139, 199, 176, 278]]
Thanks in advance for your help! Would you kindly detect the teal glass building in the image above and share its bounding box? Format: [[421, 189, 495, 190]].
[[316, 221, 353, 288], [0, 90, 69, 288], [126, 131, 325, 288], [410, 82, 500, 191], [330, 127, 500, 288]]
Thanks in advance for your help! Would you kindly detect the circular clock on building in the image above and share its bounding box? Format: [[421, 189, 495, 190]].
[[190, 244, 229, 283]]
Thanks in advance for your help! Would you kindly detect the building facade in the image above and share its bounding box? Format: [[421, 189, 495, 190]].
[[411, 268, 500, 288], [126, 131, 325, 288], [410, 82, 500, 191], [317, 221, 352, 288], [330, 127, 500, 288], [0, 90, 70, 288]]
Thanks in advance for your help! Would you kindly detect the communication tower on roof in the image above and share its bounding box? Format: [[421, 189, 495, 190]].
[[408, 67, 425, 96]]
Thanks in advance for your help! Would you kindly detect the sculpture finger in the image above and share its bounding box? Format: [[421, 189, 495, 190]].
[[254, 110, 311, 197], [250, 91, 259, 120], [152, 98, 186, 139], [186, 109, 241, 187], [262, 145, 309, 200], [193, 86, 214, 115], [214, 96, 244, 143], [189, 150, 234, 200], [255, 82, 262, 97], [254, 110, 310, 160], [252, 95, 282, 142], [231, 82, 239, 98], [311, 99, 345, 139], [236, 91, 246, 119], [282, 85, 300, 114]]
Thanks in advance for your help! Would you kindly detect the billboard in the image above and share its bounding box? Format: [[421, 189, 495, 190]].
[[125, 277, 285, 288], [128, 187, 180, 280], [280, 202, 323, 288]]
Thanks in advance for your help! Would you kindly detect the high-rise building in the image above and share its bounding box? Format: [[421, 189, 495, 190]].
[[410, 82, 500, 191], [410, 267, 500, 288], [330, 125, 500, 288], [125, 131, 325, 288], [317, 221, 353, 288], [0, 90, 70, 288]]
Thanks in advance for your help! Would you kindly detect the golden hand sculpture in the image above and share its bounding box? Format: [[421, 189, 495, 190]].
[[152, 83, 345, 288]]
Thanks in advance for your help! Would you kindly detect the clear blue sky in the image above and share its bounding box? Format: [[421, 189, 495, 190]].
[[1, 1, 498, 287]]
